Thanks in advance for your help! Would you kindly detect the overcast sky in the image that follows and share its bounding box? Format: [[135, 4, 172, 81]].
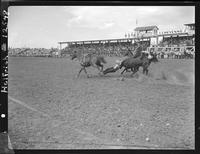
[[8, 6, 195, 49]]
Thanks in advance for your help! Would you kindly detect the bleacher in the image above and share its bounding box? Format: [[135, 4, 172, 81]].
[[61, 41, 150, 57]]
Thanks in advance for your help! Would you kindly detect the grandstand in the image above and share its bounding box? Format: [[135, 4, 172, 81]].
[[57, 23, 194, 58], [59, 39, 150, 57]]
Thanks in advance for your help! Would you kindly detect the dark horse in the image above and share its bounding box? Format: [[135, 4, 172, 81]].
[[70, 51, 107, 78], [119, 52, 158, 76], [122, 44, 147, 73]]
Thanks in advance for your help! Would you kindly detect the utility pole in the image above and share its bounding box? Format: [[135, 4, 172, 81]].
[[136, 19, 138, 27]]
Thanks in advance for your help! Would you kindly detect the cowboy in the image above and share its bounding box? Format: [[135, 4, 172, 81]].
[[133, 44, 142, 58], [103, 60, 122, 75]]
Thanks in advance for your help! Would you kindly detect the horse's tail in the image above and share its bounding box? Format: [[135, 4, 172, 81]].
[[99, 56, 107, 64]]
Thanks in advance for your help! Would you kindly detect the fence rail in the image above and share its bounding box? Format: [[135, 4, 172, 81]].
[[147, 46, 195, 53]]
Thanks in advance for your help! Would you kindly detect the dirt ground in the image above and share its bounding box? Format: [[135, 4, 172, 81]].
[[8, 56, 194, 149]]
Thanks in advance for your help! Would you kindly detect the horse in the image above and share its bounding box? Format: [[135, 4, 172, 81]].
[[119, 52, 158, 76], [183, 50, 193, 59], [141, 53, 159, 75], [70, 51, 107, 78], [122, 45, 145, 72]]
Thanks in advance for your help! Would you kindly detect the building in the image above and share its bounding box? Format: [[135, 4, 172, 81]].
[[134, 26, 159, 38], [184, 23, 195, 35]]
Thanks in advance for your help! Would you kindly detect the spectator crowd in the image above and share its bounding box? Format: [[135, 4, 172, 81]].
[[8, 47, 60, 57], [158, 36, 194, 47], [61, 41, 150, 57]]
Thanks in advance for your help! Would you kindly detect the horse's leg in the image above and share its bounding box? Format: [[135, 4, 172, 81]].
[[99, 64, 104, 72], [143, 67, 148, 75], [131, 67, 135, 72], [99, 65, 104, 75], [101, 65, 104, 72], [95, 65, 103, 75], [131, 67, 138, 77], [83, 67, 89, 78], [143, 65, 148, 74], [121, 68, 127, 74], [77, 67, 84, 78], [146, 69, 149, 75], [97, 63, 104, 72]]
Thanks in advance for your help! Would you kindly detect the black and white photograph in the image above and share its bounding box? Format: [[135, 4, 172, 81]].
[[7, 5, 195, 149]]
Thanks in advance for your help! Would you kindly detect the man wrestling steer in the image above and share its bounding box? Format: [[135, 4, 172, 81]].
[[103, 60, 122, 75]]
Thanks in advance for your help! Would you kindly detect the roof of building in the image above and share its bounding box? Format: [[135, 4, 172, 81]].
[[184, 23, 195, 26], [134, 26, 159, 31]]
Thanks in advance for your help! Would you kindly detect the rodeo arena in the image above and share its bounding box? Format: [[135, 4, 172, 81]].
[[8, 23, 195, 149]]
